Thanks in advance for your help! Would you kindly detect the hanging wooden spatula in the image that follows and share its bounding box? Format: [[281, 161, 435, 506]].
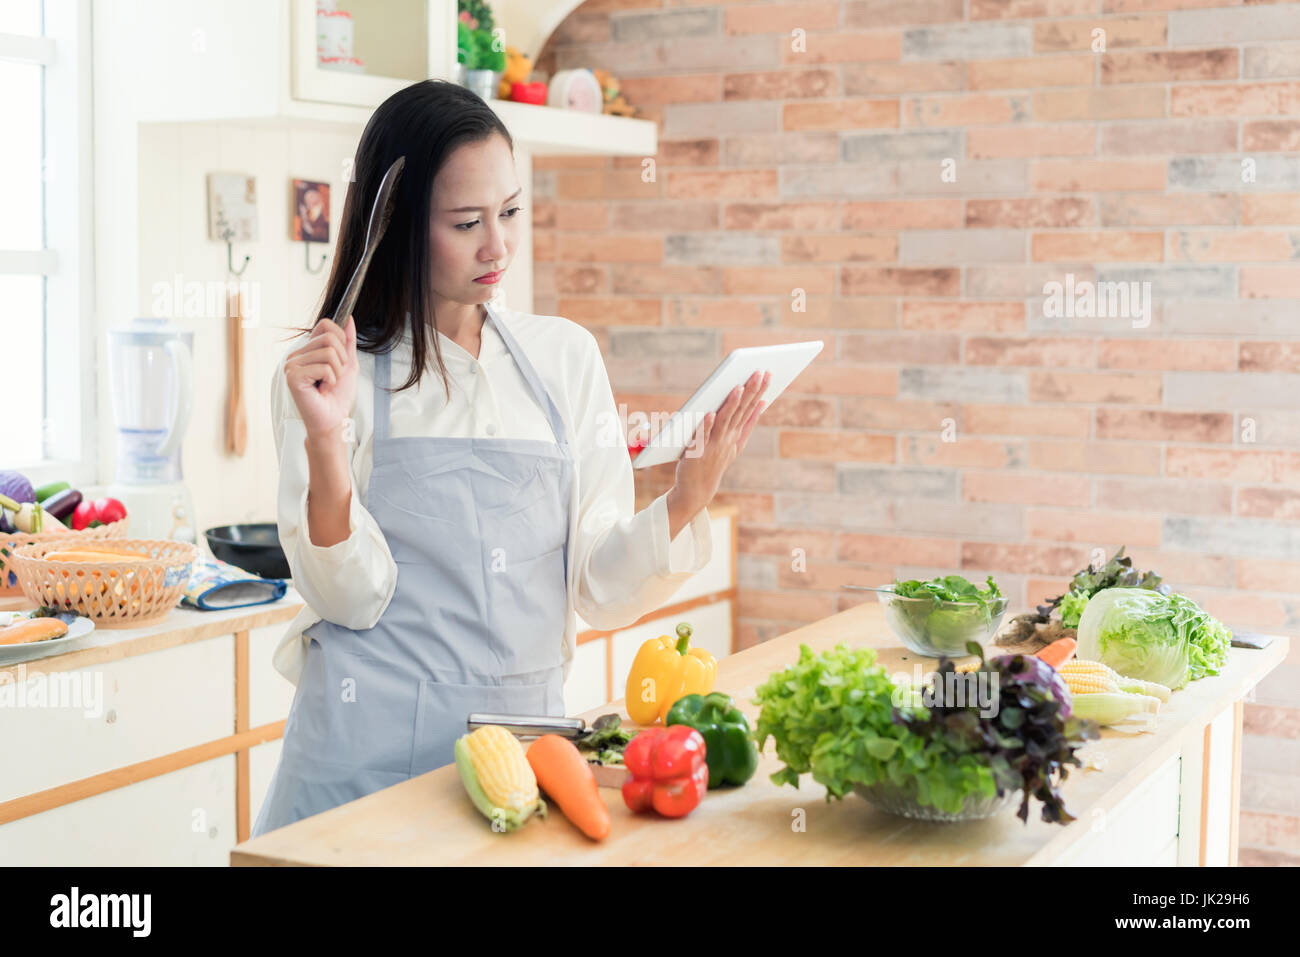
[[227, 288, 247, 456]]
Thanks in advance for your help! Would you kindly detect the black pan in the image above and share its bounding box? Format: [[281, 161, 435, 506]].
[[204, 523, 291, 580]]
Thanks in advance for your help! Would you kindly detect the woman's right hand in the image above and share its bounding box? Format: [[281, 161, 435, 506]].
[[285, 315, 359, 439]]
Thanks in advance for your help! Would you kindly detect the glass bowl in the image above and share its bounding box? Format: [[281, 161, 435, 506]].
[[854, 778, 1021, 822], [876, 586, 1008, 658]]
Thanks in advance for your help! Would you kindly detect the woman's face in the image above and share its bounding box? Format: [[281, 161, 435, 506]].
[[429, 134, 522, 307]]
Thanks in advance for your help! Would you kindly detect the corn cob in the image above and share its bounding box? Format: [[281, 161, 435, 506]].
[[455, 726, 546, 833], [1059, 659, 1171, 703], [1070, 691, 1161, 729]]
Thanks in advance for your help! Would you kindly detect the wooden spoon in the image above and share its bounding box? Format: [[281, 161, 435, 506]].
[[227, 289, 247, 456]]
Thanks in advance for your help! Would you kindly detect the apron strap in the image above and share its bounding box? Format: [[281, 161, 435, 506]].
[[486, 302, 569, 449], [373, 347, 392, 442]]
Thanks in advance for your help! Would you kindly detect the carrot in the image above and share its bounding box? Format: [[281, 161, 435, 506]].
[[526, 734, 611, 842], [1037, 636, 1077, 669]]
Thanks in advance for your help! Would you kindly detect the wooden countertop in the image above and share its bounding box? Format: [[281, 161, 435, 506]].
[[0, 590, 305, 678], [230, 601, 1288, 867]]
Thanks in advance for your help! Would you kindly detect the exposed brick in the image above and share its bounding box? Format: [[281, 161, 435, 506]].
[[724, 2, 839, 35], [964, 470, 1090, 506], [1032, 160, 1165, 191], [784, 99, 897, 130], [1241, 341, 1300, 372], [557, 233, 663, 263], [780, 233, 897, 262], [902, 23, 1033, 61], [842, 396, 960, 431], [843, 61, 966, 95], [901, 301, 1027, 332], [736, 524, 838, 559], [899, 229, 1026, 263], [1244, 42, 1300, 79], [1171, 230, 1300, 262], [838, 533, 961, 566], [1097, 408, 1234, 442], [782, 164, 899, 198], [967, 197, 1094, 228], [737, 587, 838, 623], [901, 435, 1025, 468], [559, 298, 660, 327], [974, 0, 1097, 16], [610, 264, 721, 295], [1169, 5, 1300, 46], [965, 403, 1093, 437], [1165, 371, 1300, 409], [722, 265, 834, 295], [1102, 49, 1238, 84], [1026, 440, 1164, 475], [1099, 193, 1237, 226], [725, 202, 838, 231], [969, 55, 1096, 90], [1237, 557, 1300, 592], [1243, 194, 1300, 225], [1245, 120, 1300, 152], [962, 542, 1088, 576], [1169, 156, 1300, 190], [1100, 119, 1239, 156], [899, 368, 1028, 402], [1097, 338, 1234, 371], [778, 559, 893, 591], [1032, 231, 1164, 261], [783, 31, 902, 65], [968, 124, 1096, 158], [1026, 507, 1164, 546], [724, 132, 839, 165], [724, 69, 835, 101], [1243, 267, 1300, 299], [838, 465, 959, 499], [840, 332, 962, 363], [1035, 15, 1167, 52], [844, 199, 962, 229], [843, 0, 965, 29], [1239, 487, 1300, 521], [1121, 548, 1235, 587], [778, 430, 895, 462], [1033, 86, 1168, 120], [842, 266, 960, 296], [1097, 478, 1235, 514], [965, 336, 1094, 366], [903, 93, 1030, 127], [618, 74, 721, 106], [1168, 447, 1300, 482], [1172, 81, 1300, 117], [901, 158, 1029, 194], [610, 201, 718, 231]]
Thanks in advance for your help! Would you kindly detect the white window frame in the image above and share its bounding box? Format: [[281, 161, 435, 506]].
[[1, 0, 96, 488]]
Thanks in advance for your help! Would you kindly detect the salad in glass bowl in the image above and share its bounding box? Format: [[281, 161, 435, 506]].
[[877, 574, 1008, 658]]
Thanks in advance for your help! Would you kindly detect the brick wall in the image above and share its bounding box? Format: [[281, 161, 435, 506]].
[[531, 0, 1300, 864]]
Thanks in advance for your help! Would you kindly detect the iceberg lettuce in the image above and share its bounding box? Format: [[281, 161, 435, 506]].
[[1076, 587, 1231, 690]]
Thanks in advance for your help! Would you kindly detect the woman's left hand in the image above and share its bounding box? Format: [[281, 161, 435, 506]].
[[669, 370, 771, 523]]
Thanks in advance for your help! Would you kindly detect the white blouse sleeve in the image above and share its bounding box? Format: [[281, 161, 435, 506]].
[[569, 333, 713, 631], [271, 355, 398, 631]]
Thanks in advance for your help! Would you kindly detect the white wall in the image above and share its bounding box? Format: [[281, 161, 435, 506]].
[[128, 120, 364, 531]]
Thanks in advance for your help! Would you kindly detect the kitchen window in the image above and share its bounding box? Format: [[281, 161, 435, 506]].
[[1, 0, 95, 484]]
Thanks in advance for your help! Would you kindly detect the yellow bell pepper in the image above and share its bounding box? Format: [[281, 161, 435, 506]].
[[624, 622, 717, 725]]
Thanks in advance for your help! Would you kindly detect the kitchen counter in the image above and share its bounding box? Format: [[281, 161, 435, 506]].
[[230, 601, 1287, 867]]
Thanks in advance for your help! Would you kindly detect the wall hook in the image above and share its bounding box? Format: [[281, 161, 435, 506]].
[[304, 241, 328, 274], [225, 237, 251, 277]]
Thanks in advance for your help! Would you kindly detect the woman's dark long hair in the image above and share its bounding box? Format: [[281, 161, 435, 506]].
[[316, 79, 514, 399]]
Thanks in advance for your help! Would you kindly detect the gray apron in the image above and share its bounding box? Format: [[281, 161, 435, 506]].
[[252, 309, 572, 837]]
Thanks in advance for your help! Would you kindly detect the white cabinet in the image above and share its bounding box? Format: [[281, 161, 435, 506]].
[[0, 636, 234, 803], [249, 625, 297, 729], [0, 756, 237, 866]]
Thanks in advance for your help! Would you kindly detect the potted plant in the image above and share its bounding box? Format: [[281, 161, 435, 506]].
[[457, 0, 503, 99]]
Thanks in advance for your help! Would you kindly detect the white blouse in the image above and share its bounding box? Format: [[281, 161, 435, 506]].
[[269, 303, 712, 685]]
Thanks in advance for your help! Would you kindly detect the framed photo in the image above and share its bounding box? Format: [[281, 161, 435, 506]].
[[291, 178, 331, 243], [207, 172, 259, 242]]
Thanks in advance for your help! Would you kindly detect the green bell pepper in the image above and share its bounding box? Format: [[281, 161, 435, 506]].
[[665, 691, 759, 789]]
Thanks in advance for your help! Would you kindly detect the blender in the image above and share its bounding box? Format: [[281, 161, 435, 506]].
[[104, 319, 198, 543]]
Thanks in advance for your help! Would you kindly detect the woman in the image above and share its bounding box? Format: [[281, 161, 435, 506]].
[[253, 80, 769, 836]]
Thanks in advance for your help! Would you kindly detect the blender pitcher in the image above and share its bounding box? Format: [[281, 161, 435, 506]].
[[108, 319, 194, 484]]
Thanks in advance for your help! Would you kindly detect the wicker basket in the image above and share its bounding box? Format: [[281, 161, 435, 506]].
[[0, 517, 130, 597], [10, 538, 196, 628]]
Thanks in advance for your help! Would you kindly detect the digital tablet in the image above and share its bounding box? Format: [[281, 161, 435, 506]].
[[630, 340, 824, 469]]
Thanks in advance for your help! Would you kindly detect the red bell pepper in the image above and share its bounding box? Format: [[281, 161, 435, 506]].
[[71, 496, 127, 530], [621, 725, 709, 818]]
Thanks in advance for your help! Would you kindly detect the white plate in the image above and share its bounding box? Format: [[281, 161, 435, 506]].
[[0, 612, 96, 662]]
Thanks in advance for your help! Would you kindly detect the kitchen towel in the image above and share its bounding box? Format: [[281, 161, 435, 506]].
[[182, 556, 287, 611]]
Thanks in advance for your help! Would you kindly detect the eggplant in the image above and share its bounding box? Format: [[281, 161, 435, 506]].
[[42, 488, 82, 521], [0, 510, 14, 534]]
